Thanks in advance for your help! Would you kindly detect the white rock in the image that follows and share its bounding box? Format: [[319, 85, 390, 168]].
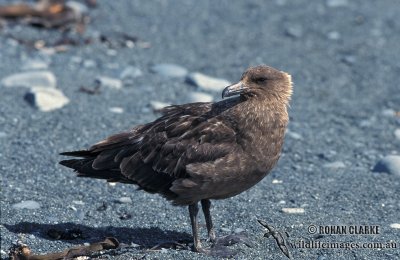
[[188, 92, 213, 103], [282, 208, 305, 214], [381, 109, 395, 117], [327, 31, 341, 40], [390, 223, 400, 229], [272, 179, 283, 184], [150, 101, 171, 111], [95, 76, 122, 89], [83, 59, 96, 68], [151, 64, 188, 78], [109, 107, 124, 114], [395, 129, 400, 140], [1, 71, 56, 88], [120, 66, 143, 79], [373, 155, 400, 176], [12, 200, 41, 210], [66, 1, 89, 14], [117, 197, 132, 204], [22, 59, 49, 70], [323, 161, 346, 169], [326, 0, 348, 7], [186, 72, 230, 92], [25, 87, 70, 112], [286, 130, 303, 140]]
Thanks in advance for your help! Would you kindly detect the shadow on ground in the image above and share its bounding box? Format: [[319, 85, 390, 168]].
[[4, 222, 192, 248]]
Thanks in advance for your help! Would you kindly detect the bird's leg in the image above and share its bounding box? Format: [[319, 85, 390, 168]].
[[189, 203, 205, 253], [201, 199, 216, 243]]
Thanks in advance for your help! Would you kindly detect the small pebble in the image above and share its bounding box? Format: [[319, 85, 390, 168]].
[[150, 101, 171, 111], [327, 31, 341, 40], [373, 155, 400, 176], [109, 107, 124, 114], [1, 71, 56, 88], [83, 60, 97, 68], [186, 72, 230, 92], [151, 63, 188, 78], [188, 92, 213, 103], [234, 228, 245, 234], [12, 200, 41, 210], [117, 197, 132, 204], [390, 223, 400, 229], [323, 161, 346, 169], [326, 0, 348, 7], [220, 227, 231, 232], [285, 25, 303, 38], [95, 76, 122, 89], [341, 55, 356, 65], [72, 200, 85, 205], [282, 208, 305, 214], [24, 87, 70, 112], [272, 179, 283, 184]]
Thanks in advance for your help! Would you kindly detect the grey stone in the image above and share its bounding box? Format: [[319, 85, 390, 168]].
[[25, 87, 70, 112], [188, 92, 213, 103], [12, 200, 41, 210], [341, 55, 356, 65], [1, 71, 56, 88], [150, 101, 171, 111], [151, 64, 188, 78], [323, 161, 346, 169], [285, 25, 303, 38], [117, 197, 133, 204], [95, 76, 122, 89], [186, 72, 230, 92], [326, 0, 348, 7], [373, 155, 400, 176]]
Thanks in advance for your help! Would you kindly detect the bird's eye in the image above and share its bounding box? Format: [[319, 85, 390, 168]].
[[255, 77, 268, 83]]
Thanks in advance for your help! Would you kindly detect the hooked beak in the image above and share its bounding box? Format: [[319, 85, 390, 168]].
[[222, 81, 247, 98]]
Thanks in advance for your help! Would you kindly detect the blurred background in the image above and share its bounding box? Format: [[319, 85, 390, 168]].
[[1, 0, 399, 259]]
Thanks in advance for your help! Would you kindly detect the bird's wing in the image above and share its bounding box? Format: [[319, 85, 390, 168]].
[[61, 101, 239, 196], [118, 103, 238, 180]]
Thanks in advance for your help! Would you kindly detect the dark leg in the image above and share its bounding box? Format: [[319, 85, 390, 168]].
[[189, 203, 205, 252], [201, 199, 216, 242]]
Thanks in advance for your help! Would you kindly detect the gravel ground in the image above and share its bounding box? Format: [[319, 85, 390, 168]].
[[1, 0, 400, 259]]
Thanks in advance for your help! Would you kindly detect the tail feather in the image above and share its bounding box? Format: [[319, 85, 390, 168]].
[[59, 150, 94, 157]]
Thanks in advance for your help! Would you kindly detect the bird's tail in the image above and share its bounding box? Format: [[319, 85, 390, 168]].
[[59, 151, 131, 183]]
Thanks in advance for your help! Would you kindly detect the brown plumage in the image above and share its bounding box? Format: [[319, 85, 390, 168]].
[[60, 65, 293, 254]]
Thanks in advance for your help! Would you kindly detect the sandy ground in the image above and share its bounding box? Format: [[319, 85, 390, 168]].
[[1, 0, 399, 259]]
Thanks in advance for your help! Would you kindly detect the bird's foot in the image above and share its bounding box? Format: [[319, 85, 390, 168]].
[[204, 232, 254, 257]]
